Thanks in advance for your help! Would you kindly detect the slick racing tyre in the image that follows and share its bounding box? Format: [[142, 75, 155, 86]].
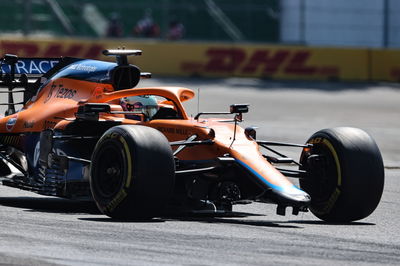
[[299, 127, 384, 222], [90, 125, 175, 219]]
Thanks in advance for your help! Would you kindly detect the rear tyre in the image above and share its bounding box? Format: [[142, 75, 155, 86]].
[[299, 127, 384, 222], [90, 125, 175, 219]]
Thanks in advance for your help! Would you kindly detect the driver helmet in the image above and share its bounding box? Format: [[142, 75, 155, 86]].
[[121, 95, 159, 118]]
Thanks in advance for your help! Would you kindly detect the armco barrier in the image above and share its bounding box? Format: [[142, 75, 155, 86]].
[[0, 37, 398, 82]]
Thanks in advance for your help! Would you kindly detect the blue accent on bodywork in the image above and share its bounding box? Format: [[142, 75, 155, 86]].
[[33, 59, 116, 96], [23, 133, 41, 172], [23, 133, 85, 182], [1, 57, 115, 81], [235, 158, 303, 194], [50, 59, 116, 83]]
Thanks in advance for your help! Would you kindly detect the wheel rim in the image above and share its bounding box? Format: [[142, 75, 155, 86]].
[[94, 141, 126, 198], [300, 143, 339, 205]]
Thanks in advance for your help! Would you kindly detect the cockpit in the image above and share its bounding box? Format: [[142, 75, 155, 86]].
[[120, 94, 180, 121]]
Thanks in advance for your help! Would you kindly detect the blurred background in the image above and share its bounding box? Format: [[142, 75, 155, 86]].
[[0, 0, 400, 82], [1, 0, 399, 47]]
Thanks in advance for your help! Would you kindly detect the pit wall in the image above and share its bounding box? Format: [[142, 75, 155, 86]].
[[1, 37, 399, 82]]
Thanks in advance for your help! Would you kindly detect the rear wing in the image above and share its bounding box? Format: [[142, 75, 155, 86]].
[[0, 55, 61, 78], [0, 54, 62, 115]]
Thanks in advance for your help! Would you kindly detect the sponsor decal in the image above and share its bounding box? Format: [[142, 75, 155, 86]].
[[0, 59, 60, 75], [55, 86, 77, 99], [44, 82, 59, 103], [43, 120, 57, 129], [1, 39, 397, 82], [92, 87, 104, 99], [0, 41, 105, 59], [390, 67, 400, 80], [314, 187, 341, 215], [157, 127, 189, 135], [68, 64, 97, 73], [103, 86, 113, 93], [6, 115, 18, 132], [181, 47, 339, 77], [44, 83, 77, 102], [23, 121, 35, 128], [104, 189, 128, 213]]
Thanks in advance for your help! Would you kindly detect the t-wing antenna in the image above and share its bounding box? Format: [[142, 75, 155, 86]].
[[102, 49, 142, 66]]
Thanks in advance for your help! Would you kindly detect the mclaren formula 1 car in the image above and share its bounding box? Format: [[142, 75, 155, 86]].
[[0, 50, 384, 222]]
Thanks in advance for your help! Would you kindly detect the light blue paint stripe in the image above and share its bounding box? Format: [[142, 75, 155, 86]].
[[235, 158, 302, 194]]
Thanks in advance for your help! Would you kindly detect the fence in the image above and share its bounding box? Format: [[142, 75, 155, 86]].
[[281, 0, 400, 48], [0, 0, 279, 42]]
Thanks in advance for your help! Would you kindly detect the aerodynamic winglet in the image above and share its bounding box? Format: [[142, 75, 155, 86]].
[[102, 49, 142, 56]]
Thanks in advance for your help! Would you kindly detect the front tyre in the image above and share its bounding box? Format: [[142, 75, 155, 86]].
[[90, 125, 175, 219], [299, 127, 384, 222]]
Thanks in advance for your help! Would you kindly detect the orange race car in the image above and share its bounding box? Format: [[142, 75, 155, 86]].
[[0, 50, 384, 222]]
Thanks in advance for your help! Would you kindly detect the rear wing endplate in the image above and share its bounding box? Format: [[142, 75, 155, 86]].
[[0, 54, 62, 115], [1, 55, 61, 77]]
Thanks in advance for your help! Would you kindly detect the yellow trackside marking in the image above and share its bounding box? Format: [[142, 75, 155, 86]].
[[119, 136, 133, 189], [322, 138, 342, 186]]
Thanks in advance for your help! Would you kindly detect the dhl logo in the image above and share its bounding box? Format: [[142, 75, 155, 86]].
[[181, 47, 339, 77], [0, 40, 105, 59], [390, 68, 400, 80], [1, 39, 399, 82]]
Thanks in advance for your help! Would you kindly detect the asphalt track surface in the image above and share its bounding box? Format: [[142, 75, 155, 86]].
[[0, 78, 399, 265]]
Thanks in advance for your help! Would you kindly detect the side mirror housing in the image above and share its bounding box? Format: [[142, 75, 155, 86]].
[[230, 104, 249, 114]]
